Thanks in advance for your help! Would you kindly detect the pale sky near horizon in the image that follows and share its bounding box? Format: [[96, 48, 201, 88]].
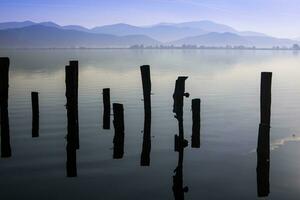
[[0, 0, 299, 38]]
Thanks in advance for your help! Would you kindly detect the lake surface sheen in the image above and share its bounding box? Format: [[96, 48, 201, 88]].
[[1, 49, 300, 200]]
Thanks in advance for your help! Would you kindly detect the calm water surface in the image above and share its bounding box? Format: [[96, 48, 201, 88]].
[[1, 49, 300, 199]]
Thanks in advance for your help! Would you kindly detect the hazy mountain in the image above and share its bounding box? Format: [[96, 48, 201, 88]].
[[238, 31, 268, 37], [0, 21, 35, 30], [0, 25, 160, 48], [63, 25, 91, 32], [0, 20, 270, 42], [165, 20, 236, 32], [158, 21, 268, 37], [170, 32, 297, 48], [0, 21, 297, 48], [91, 23, 207, 42]]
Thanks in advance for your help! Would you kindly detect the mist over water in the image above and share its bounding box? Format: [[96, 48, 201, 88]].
[[1, 49, 300, 199]]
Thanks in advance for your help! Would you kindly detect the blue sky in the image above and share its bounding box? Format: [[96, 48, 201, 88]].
[[0, 0, 299, 38]]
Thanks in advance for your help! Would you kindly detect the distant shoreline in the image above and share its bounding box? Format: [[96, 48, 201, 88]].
[[0, 47, 299, 51]]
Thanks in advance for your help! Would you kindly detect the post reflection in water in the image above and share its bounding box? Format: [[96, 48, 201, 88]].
[[172, 77, 189, 200]]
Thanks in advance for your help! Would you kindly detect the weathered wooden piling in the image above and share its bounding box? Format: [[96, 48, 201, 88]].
[[69, 60, 79, 149], [140, 65, 151, 166], [173, 76, 190, 118], [0, 57, 11, 158], [172, 76, 189, 199], [65, 63, 78, 177], [102, 88, 111, 129], [173, 77, 189, 152], [256, 72, 272, 197], [31, 92, 39, 137], [191, 99, 201, 148], [113, 103, 125, 159]]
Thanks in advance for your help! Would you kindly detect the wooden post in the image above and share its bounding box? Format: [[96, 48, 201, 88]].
[[113, 103, 124, 159], [31, 92, 39, 137], [172, 76, 189, 199], [102, 88, 111, 130], [65, 64, 77, 177], [173, 76, 189, 152], [191, 99, 201, 148], [256, 72, 272, 197], [69, 60, 79, 150], [0, 57, 11, 158], [140, 65, 151, 166]]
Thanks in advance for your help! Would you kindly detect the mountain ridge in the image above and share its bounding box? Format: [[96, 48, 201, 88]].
[[0, 21, 299, 48]]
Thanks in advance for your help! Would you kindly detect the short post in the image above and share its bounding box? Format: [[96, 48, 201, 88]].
[[140, 65, 152, 166], [31, 92, 39, 137], [113, 103, 125, 159], [0, 57, 12, 158], [65, 63, 77, 177], [69, 60, 79, 150], [102, 88, 111, 129], [191, 99, 201, 148], [256, 72, 272, 197]]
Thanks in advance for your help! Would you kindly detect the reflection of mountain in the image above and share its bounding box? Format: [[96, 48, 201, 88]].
[[0, 20, 298, 48], [0, 25, 160, 48]]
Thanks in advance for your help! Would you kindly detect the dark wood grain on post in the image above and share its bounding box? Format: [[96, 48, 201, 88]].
[[69, 60, 79, 150], [113, 103, 124, 159], [191, 98, 201, 148], [0, 57, 11, 158], [31, 92, 39, 137], [103, 88, 111, 129], [256, 72, 272, 197], [140, 65, 151, 166], [65, 64, 77, 177]]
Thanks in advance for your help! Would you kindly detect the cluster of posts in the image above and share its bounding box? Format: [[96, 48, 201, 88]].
[[0, 57, 271, 198]]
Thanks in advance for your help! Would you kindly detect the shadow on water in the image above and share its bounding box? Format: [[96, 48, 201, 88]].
[[172, 76, 189, 200], [256, 72, 272, 197]]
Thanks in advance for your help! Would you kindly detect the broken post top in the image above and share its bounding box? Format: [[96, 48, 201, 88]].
[[69, 60, 78, 66], [192, 99, 201, 107], [0, 57, 9, 67], [173, 76, 189, 116], [103, 88, 110, 93]]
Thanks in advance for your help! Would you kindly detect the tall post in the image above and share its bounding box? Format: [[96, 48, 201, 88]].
[[31, 92, 39, 137], [102, 88, 111, 130], [191, 99, 201, 148], [140, 65, 151, 166], [0, 57, 11, 158], [113, 103, 125, 159], [257, 72, 272, 197], [69, 60, 79, 150], [172, 76, 189, 200], [65, 63, 77, 177]]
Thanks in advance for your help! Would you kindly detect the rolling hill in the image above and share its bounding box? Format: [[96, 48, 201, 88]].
[[0, 25, 160, 48]]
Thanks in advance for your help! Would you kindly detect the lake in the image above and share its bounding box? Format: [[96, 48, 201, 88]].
[[1, 49, 300, 199]]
